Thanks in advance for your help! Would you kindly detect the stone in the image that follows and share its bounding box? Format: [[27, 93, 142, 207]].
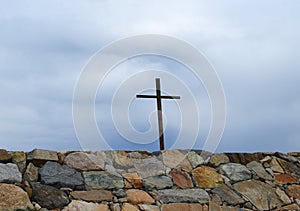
[[40, 161, 84, 189], [27, 149, 58, 166], [143, 176, 173, 190], [139, 204, 160, 211], [192, 166, 223, 188], [277, 158, 300, 176], [246, 161, 273, 180], [275, 187, 292, 204], [208, 201, 251, 211], [209, 153, 230, 167], [270, 158, 285, 173], [161, 203, 203, 211], [211, 184, 245, 205], [233, 180, 282, 210], [122, 203, 139, 211], [71, 190, 113, 202], [219, 163, 252, 182], [286, 185, 300, 200], [24, 162, 39, 182], [122, 172, 143, 188], [126, 189, 155, 205], [10, 151, 26, 163], [278, 203, 300, 210], [274, 173, 297, 184], [158, 189, 210, 204], [111, 203, 121, 211], [186, 151, 204, 168], [11, 151, 27, 172], [162, 150, 192, 172], [225, 153, 264, 165], [0, 183, 34, 210], [169, 168, 193, 188], [288, 152, 300, 157], [0, 149, 11, 163], [132, 156, 165, 178], [64, 151, 105, 171], [31, 182, 69, 210], [112, 151, 133, 168], [0, 163, 22, 183], [275, 152, 299, 163], [83, 171, 124, 189], [62, 200, 109, 211]]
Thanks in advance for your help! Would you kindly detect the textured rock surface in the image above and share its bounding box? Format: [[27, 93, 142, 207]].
[[0, 163, 22, 183], [0, 183, 34, 210], [32, 182, 69, 209], [234, 180, 282, 210], [83, 171, 124, 189], [220, 163, 252, 182], [70, 190, 113, 202], [0, 149, 299, 210], [126, 189, 155, 204], [143, 176, 173, 190], [62, 200, 109, 211], [158, 189, 210, 203], [211, 184, 245, 205], [192, 166, 223, 188], [40, 161, 84, 189], [64, 151, 105, 171]]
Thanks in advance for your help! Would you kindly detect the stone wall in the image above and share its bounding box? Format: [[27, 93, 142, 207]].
[[0, 149, 300, 211]]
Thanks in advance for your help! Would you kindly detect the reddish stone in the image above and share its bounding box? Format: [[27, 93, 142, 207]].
[[192, 166, 223, 188], [277, 158, 300, 176], [122, 173, 143, 188], [161, 203, 203, 211], [169, 169, 193, 188], [122, 203, 139, 211], [0, 149, 11, 163], [126, 189, 155, 205], [286, 185, 300, 200], [70, 190, 113, 202], [225, 153, 264, 164], [274, 174, 297, 184]]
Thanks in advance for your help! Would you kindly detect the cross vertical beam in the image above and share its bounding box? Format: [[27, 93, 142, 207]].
[[155, 78, 164, 150], [136, 78, 180, 150]]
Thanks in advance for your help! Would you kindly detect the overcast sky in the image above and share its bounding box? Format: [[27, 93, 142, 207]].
[[0, 0, 299, 152]]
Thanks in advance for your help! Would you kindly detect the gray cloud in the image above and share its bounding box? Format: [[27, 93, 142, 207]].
[[0, 0, 299, 152]]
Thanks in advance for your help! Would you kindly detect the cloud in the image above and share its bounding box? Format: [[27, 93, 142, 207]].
[[0, 0, 299, 152]]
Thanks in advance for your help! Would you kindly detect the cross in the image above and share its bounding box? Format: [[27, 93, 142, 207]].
[[136, 78, 180, 150]]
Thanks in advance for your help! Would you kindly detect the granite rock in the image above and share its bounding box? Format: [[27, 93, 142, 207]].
[[0, 163, 22, 183], [39, 161, 84, 189], [31, 182, 69, 210], [212, 184, 245, 205], [192, 166, 223, 188], [0, 183, 34, 210], [62, 200, 109, 211], [158, 189, 210, 204], [64, 151, 105, 171], [126, 189, 155, 205], [143, 176, 173, 190], [71, 190, 113, 202], [83, 171, 124, 190], [169, 168, 193, 188], [220, 163, 252, 182]]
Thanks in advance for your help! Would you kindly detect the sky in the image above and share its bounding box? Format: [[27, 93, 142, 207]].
[[0, 0, 300, 152]]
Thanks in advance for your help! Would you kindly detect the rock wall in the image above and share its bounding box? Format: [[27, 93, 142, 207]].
[[0, 149, 300, 211]]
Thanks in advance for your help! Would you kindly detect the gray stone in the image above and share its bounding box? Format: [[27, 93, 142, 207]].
[[246, 161, 273, 180], [64, 151, 105, 171], [131, 156, 165, 178], [0, 163, 22, 183], [158, 189, 210, 204], [24, 162, 39, 182], [31, 182, 69, 210], [143, 176, 173, 190], [219, 163, 252, 182], [212, 184, 245, 205], [83, 171, 124, 190], [39, 161, 84, 189], [234, 180, 282, 210], [186, 151, 204, 168]]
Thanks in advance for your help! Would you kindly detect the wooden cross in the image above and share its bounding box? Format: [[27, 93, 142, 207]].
[[136, 78, 180, 150]]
